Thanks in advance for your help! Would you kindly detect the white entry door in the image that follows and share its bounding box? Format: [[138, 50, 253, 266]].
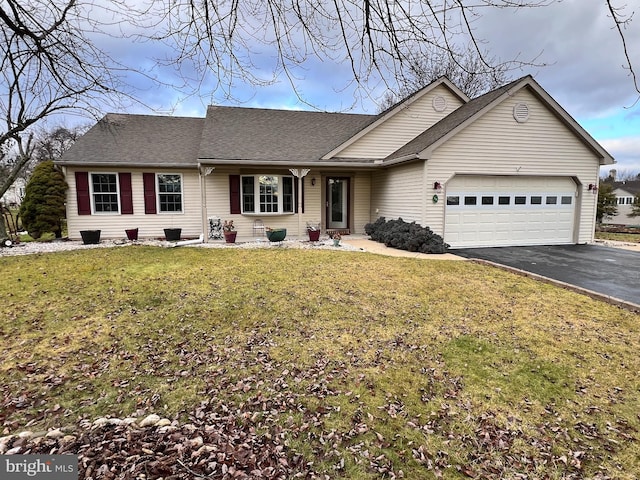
[[327, 177, 349, 229], [444, 176, 577, 248]]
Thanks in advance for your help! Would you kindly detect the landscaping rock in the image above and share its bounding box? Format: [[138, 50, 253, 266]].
[[139, 413, 161, 427]]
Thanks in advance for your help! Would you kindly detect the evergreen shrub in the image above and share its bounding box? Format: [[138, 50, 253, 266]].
[[19, 161, 68, 239], [364, 217, 449, 254]]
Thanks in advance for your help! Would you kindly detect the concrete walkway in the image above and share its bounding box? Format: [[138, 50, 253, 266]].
[[341, 237, 464, 260]]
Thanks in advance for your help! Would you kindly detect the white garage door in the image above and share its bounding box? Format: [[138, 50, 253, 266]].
[[444, 176, 577, 248]]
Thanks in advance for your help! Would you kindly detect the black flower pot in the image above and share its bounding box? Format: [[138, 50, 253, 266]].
[[164, 228, 182, 241], [80, 230, 101, 245]]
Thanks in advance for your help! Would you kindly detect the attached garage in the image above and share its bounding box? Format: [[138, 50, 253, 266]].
[[444, 175, 578, 248]]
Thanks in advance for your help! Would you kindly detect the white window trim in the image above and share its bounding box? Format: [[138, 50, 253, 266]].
[[156, 173, 184, 214], [241, 174, 296, 215], [446, 192, 575, 210], [90, 172, 120, 215]]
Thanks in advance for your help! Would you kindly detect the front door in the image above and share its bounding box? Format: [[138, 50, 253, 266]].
[[327, 177, 349, 230]]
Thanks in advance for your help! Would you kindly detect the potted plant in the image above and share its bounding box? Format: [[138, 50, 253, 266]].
[[266, 227, 287, 242], [306, 221, 321, 242], [223, 220, 237, 243], [331, 232, 341, 246]]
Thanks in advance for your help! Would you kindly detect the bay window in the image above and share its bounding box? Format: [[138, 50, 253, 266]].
[[241, 175, 295, 214]]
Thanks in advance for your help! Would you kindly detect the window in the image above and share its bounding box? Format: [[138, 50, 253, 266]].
[[546, 196, 557, 205], [464, 196, 477, 206], [617, 197, 625, 205], [515, 196, 526, 205], [561, 196, 573, 205], [482, 196, 494, 205], [446, 196, 460, 206], [626, 197, 633, 205], [241, 175, 295, 214], [158, 174, 182, 212], [531, 196, 542, 205], [498, 196, 511, 205], [242, 176, 255, 212], [91, 173, 119, 213]]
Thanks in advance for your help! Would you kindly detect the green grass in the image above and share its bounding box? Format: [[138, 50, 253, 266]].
[[1, 246, 639, 478], [595, 231, 640, 243]]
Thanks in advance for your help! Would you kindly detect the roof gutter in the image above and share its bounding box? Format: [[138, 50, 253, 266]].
[[198, 158, 381, 168], [379, 153, 428, 167], [54, 161, 200, 169]]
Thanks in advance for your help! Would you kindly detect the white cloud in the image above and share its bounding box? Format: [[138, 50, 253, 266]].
[[599, 136, 640, 173]]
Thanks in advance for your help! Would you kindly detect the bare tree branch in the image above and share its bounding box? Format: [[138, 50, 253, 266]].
[[606, 0, 639, 105]]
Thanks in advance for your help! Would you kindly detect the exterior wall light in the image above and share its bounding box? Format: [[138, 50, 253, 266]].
[[433, 181, 442, 191]]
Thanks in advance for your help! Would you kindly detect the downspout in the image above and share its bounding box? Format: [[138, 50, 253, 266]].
[[173, 234, 205, 247]]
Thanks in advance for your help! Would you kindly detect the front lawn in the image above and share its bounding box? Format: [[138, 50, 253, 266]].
[[595, 231, 640, 243], [1, 246, 638, 478]]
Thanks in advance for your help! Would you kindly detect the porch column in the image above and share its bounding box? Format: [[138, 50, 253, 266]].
[[289, 168, 310, 238], [200, 166, 215, 243]]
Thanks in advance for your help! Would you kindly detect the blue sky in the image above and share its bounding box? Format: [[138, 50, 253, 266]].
[[63, 0, 640, 175]]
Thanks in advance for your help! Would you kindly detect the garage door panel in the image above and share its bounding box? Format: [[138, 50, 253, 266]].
[[444, 176, 576, 248]]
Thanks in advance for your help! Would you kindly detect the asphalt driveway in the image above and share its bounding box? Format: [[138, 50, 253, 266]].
[[453, 244, 640, 308]]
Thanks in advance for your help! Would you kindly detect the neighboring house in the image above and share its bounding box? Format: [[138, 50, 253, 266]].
[[603, 180, 640, 226], [56, 75, 614, 249], [0, 178, 26, 207]]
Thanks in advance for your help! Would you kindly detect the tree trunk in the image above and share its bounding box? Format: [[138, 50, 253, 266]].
[[0, 212, 8, 244]]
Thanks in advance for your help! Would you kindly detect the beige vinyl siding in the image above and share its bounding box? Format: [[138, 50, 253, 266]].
[[64, 167, 203, 240], [422, 88, 601, 243], [371, 162, 425, 223], [203, 168, 326, 239], [338, 86, 464, 159], [352, 173, 372, 233]]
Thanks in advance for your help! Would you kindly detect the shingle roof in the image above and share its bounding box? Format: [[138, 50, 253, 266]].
[[58, 76, 613, 169], [57, 113, 205, 167], [385, 77, 527, 161], [613, 180, 640, 195], [197, 106, 377, 162]]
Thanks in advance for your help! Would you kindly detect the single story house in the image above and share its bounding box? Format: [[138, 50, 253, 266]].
[[602, 178, 640, 226], [56, 75, 614, 248]]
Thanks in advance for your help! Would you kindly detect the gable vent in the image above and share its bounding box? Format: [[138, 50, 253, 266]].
[[432, 95, 447, 112], [513, 103, 530, 123]]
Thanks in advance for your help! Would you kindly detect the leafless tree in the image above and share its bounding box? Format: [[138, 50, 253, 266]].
[[378, 46, 512, 111], [147, 0, 639, 105], [0, 0, 136, 240]]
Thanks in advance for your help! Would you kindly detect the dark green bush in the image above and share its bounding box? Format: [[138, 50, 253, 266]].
[[19, 161, 68, 239], [364, 217, 449, 254]]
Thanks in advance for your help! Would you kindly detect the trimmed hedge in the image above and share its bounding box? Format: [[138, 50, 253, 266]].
[[364, 217, 449, 254]]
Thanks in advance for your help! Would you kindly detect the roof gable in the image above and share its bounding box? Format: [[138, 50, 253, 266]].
[[385, 76, 614, 166], [323, 77, 469, 159]]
